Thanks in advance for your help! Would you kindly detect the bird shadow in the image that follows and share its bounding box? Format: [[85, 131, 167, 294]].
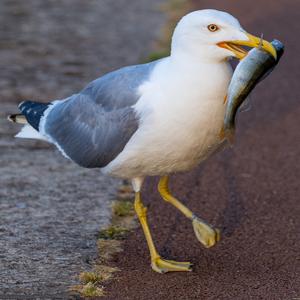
[[216, 150, 246, 237]]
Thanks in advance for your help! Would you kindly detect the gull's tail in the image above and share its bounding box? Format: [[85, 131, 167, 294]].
[[7, 114, 27, 124], [8, 101, 51, 141]]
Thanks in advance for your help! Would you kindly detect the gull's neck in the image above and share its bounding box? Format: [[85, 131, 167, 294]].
[[170, 46, 228, 69], [169, 50, 231, 80], [164, 48, 233, 103]]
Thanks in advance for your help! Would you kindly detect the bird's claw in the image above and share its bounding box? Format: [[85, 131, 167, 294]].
[[151, 257, 192, 273], [192, 215, 220, 248]]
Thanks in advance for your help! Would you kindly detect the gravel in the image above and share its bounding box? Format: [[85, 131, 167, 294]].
[[0, 0, 166, 298]]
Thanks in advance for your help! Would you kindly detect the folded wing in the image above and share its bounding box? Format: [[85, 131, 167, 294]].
[[23, 61, 158, 168]]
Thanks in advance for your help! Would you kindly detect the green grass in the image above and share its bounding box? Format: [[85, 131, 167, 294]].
[[80, 282, 104, 297], [112, 200, 134, 217], [143, 50, 170, 62], [79, 272, 106, 284], [98, 225, 129, 240]]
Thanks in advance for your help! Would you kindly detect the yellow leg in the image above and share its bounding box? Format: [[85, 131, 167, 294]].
[[158, 176, 220, 248], [134, 192, 192, 273]]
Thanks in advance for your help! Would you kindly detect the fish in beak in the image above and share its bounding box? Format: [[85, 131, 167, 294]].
[[218, 33, 277, 60]]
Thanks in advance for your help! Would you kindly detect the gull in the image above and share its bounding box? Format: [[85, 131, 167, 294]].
[[8, 9, 276, 273]]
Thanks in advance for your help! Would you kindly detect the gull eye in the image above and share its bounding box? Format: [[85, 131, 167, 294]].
[[207, 24, 219, 32]]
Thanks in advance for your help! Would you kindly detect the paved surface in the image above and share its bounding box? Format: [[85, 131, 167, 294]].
[[103, 0, 300, 299], [0, 0, 165, 299]]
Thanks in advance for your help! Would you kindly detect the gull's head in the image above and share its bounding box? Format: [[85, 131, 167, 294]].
[[171, 9, 276, 62]]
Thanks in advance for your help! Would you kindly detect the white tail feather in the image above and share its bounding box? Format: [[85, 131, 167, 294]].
[[15, 125, 48, 141]]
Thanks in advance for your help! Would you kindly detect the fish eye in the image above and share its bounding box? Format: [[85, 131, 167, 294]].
[[207, 24, 219, 32]]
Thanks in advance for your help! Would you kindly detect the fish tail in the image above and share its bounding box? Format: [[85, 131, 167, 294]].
[[224, 127, 235, 146], [219, 126, 235, 146], [219, 126, 225, 140]]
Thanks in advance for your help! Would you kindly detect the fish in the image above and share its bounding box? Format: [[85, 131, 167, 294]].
[[222, 39, 284, 144]]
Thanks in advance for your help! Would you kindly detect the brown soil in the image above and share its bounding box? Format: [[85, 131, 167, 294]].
[[101, 0, 300, 299]]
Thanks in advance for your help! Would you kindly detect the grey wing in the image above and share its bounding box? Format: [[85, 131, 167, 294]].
[[81, 60, 158, 110], [43, 60, 158, 168]]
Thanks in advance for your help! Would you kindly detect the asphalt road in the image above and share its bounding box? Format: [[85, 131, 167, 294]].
[[0, 0, 165, 299], [103, 0, 300, 299]]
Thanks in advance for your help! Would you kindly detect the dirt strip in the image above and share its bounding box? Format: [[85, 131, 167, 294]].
[[0, 0, 166, 299]]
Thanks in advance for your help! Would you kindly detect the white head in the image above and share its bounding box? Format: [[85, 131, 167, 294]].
[[171, 9, 276, 62]]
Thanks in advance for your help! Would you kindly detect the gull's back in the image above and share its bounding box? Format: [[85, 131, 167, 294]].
[[18, 60, 160, 168]]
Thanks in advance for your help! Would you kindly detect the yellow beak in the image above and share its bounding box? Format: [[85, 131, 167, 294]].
[[218, 33, 277, 60]]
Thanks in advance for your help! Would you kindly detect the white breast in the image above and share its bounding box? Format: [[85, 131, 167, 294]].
[[103, 58, 232, 179]]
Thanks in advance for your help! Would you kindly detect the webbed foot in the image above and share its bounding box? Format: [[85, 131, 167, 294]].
[[192, 215, 220, 248], [151, 257, 192, 273]]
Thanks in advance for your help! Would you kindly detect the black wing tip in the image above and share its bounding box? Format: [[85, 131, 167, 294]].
[[7, 114, 16, 122], [18, 101, 50, 131], [18, 101, 26, 109]]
